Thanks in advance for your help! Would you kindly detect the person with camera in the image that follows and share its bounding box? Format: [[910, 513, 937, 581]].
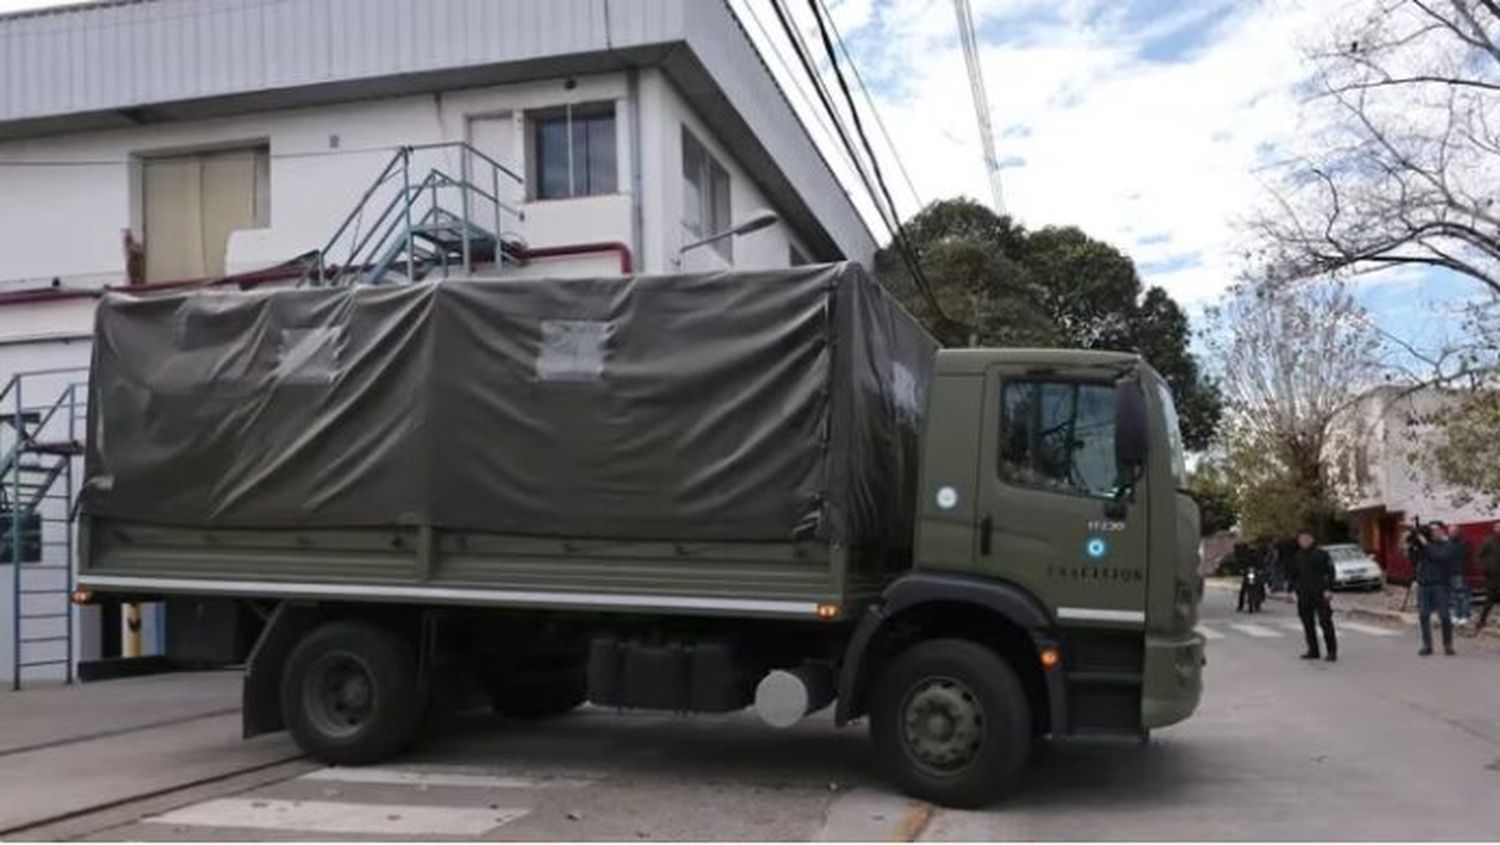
[[1411, 521, 1461, 656], [1289, 529, 1337, 662]]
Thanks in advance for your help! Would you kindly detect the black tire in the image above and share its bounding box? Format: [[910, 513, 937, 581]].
[[491, 664, 587, 720], [280, 620, 424, 765], [870, 638, 1032, 809]]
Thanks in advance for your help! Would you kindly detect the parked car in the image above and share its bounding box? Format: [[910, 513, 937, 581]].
[[1325, 544, 1385, 591]]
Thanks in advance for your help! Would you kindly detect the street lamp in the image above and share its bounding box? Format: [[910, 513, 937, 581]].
[[676, 209, 779, 264]]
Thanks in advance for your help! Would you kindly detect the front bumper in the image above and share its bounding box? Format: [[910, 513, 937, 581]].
[[1141, 629, 1205, 730], [1334, 573, 1384, 590]]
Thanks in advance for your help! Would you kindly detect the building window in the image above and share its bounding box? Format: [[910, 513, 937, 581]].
[[141, 145, 269, 282], [530, 102, 616, 200], [999, 380, 1117, 499], [682, 127, 732, 261]]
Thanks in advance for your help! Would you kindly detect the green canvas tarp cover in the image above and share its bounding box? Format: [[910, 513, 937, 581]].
[[84, 263, 936, 550]]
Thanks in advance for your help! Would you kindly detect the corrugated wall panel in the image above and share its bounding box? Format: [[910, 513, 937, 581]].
[[0, 0, 685, 120]]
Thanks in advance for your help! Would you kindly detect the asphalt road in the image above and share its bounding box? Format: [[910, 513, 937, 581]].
[[12, 588, 1500, 841]]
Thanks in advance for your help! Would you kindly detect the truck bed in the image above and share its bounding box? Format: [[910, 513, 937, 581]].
[[80, 519, 896, 620]]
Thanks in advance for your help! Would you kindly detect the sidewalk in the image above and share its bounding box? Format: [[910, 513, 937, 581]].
[[0, 669, 241, 755], [0, 670, 301, 833]]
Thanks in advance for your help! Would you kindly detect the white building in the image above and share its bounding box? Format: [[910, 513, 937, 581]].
[[0, 0, 877, 686], [1326, 384, 1496, 581]]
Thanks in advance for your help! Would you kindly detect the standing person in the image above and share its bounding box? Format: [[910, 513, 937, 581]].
[[1442, 522, 1472, 627], [1290, 529, 1337, 662], [1476, 522, 1500, 632], [1263, 540, 1284, 594], [1414, 523, 1462, 656]]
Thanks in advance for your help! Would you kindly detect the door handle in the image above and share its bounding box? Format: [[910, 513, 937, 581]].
[[980, 515, 993, 555]]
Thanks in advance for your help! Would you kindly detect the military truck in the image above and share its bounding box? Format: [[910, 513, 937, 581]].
[[74, 263, 1203, 808]]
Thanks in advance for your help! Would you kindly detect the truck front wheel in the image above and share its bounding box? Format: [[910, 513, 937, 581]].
[[280, 620, 424, 765], [870, 638, 1032, 808]]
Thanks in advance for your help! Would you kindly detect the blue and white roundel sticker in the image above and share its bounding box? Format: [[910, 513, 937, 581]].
[[1085, 537, 1108, 559]]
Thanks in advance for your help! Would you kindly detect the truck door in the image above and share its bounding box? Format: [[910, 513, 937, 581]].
[[974, 367, 1150, 629]]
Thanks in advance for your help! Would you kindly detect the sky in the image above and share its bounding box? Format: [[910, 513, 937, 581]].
[[727, 0, 1483, 364], [0, 0, 1482, 362]]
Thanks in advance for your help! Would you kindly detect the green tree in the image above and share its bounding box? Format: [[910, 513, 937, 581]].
[[1187, 456, 1238, 537], [876, 197, 1222, 449], [1207, 280, 1380, 540]]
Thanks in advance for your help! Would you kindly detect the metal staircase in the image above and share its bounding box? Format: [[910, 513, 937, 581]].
[[2, 368, 87, 689], [304, 142, 526, 287]]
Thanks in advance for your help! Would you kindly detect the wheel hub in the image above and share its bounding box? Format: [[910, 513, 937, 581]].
[[901, 677, 984, 774], [305, 652, 376, 738]]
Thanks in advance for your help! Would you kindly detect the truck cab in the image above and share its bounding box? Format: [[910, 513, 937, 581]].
[[839, 348, 1203, 804]]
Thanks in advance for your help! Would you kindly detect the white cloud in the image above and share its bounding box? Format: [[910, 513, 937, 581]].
[[743, 0, 1343, 308]]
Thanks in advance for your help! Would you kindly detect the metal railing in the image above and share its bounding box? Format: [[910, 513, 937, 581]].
[[2, 367, 88, 690], [305, 142, 526, 288]]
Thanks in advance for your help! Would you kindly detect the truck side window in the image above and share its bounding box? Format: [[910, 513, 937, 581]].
[[999, 381, 1117, 498]]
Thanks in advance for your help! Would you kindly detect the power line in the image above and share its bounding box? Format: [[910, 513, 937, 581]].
[[799, 0, 946, 321], [815, 0, 924, 212], [738, 0, 865, 187], [806, 0, 909, 241], [953, 0, 1005, 214], [767, 0, 895, 238]]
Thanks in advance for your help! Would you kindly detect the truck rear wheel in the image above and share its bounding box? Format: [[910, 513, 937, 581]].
[[280, 620, 424, 765], [870, 638, 1032, 808], [491, 664, 587, 720]]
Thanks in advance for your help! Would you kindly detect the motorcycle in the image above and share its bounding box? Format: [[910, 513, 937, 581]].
[[1240, 566, 1266, 614]]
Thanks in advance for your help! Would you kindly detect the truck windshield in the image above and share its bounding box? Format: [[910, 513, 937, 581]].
[[1155, 381, 1187, 486]]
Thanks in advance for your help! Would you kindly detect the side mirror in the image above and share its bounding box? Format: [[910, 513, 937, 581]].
[[1114, 377, 1149, 481]]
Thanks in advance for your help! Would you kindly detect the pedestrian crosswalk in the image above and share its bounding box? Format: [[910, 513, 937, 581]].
[[1229, 622, 1283, 638], [1198, 617, 1400, 641], [138, 764, 603, 839]]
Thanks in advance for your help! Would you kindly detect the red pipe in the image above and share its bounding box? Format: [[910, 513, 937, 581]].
[[0, 241, 636, 308], [516, 241, 633, 274]]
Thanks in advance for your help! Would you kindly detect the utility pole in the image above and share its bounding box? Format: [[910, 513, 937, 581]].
[[952, 0, 1005, 215]]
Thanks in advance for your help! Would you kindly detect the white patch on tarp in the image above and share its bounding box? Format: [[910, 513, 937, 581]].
[[891, 362, 920, 423], [274, 327, 344, 384], [537, 320, 608, 383]]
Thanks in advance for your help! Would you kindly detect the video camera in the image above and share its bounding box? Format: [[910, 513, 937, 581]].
[[1404, 516, 1433, 550]]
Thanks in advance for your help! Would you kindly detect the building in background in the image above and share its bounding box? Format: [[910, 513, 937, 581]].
[[1327, 384, 1496, 584], [0, 0, 876, 687]]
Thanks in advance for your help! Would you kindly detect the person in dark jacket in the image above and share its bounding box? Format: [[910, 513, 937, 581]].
[[1414, 523, 1462, 655], [1474, 522, 1500, 632], [1289, 529, 1337, 661]]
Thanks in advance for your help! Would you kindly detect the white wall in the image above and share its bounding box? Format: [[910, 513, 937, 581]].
[[0, 67, 821, 300], [645, 69, 811, 275], [1330, 386, 1497, 525], [0, 74, 639, 293]]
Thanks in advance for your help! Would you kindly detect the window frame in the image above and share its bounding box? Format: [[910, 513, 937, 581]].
[[997, 377, 1120, 501], [528, 101, 617, 201], [681, 126, 733, 262]]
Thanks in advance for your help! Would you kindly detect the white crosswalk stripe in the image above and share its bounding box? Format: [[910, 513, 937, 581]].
[[138, 764, 603, 838], [300, 766, 599, 789], [149, 798, 525, 836], [1202, 616, 1406, 640], [1196, 624, 1226, 640], [1230, 623, 1284, 638], [1340, 620, 1399, 637]]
